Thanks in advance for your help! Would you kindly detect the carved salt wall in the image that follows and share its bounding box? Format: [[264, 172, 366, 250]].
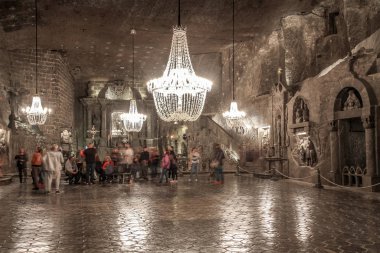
[[286, 41, 380, 189]]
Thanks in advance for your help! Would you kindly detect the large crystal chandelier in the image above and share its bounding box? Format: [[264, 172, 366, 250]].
[[223, 0, 245, 127], [120, 29, 147, 132], [147, 0, 212, 122], [23, 0, 51, 125]]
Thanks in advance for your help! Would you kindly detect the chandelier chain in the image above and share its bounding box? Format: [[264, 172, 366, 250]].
[[178, 0, 181, 27], [35, 0, 38, 94], [232, 0, 235, 100]]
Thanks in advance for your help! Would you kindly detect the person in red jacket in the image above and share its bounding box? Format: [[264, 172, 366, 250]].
[[158, 149, 170, 184], [100, 156, 114, 183]]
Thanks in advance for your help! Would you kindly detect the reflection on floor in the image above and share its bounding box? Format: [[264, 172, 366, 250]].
[[0, 175, 379, 252]]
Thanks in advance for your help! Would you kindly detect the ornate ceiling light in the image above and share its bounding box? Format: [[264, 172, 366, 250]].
[[120, 29, 147, 132], [223, 0, 245, 126], [147, 0, 212, 122], [22, 0, 51, 125]]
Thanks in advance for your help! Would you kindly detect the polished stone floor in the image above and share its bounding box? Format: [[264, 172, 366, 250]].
[[0, 175, 379, 253]]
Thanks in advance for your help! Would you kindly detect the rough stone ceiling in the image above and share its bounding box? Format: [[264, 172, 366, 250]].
[[0, 0, 318, 83]]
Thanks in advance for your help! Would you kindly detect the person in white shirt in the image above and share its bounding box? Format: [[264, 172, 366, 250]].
[[43, 144, 64, 193], [189, 147, 200, 182], [65, 155, 81, 184]]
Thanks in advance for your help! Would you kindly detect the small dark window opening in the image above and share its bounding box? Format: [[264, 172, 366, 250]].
[[328, 12, 339, 35]]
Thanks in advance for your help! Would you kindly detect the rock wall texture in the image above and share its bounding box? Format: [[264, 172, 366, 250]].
[[172, 0, 380, 189], [0, 49, 75, 173]]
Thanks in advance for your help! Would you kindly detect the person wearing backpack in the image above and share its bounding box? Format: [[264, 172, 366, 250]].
[[31, 147, 43, 190]]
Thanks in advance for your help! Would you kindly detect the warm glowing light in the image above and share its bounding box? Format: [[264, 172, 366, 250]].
[[120, 100, 146, 132], [23, 96, 51, 125], [147, 26, 212, 122]]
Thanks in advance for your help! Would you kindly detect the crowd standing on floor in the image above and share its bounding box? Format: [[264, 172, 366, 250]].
[[14, 142, 226, 194]]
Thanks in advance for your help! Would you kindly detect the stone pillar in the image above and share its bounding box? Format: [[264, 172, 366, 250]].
[[362, 115, 375, 177], [98, 99, 108, 139], [87, 107, 93, 131], [329, 120, 339, 183]]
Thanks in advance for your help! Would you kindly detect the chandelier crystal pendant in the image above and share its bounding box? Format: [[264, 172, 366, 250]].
[[23, 0, 51, 125], [147, 0, 212, 122], [223, 0, 245, 127], [120, 29, 147, 132]]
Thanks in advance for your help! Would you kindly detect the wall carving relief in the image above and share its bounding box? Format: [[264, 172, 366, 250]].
[[0, 128, 7, 153], [293, 97, 309, 124], [111, 112, 127, 136], [343, 89, 361, 111], [292, 135, 318, 167], [259, 127, 270, 157], [335, 87, 362, 112]]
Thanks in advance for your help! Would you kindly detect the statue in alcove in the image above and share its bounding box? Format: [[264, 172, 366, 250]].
[[343, 90, 361, 110], [293, 136, 317, 167], [302, 104, 309, 122], [61, 129, 73, 144], [305, 138, 316, 166], [295, 107, 303, 123], [0, 128, 6, 153]]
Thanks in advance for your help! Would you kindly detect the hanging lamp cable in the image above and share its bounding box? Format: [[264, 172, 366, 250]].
[[178, 0, 181, 27], [35, 0, 38, 94], [232, 0, 235, 101]]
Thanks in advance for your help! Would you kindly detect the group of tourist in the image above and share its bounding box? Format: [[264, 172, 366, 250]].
[[14, 142, 226, 194]]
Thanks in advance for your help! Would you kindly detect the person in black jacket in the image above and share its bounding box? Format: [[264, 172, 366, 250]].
[[212, 144, 225, 184], [15, 148, 28, 183], [84, 143, 97, 184]]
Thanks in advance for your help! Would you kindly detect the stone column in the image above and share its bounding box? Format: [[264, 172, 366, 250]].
[[98, 99, 108, 139], [362, 115, 375, 177], [329, 120, 339, 183], [87, 107, 93, 131]]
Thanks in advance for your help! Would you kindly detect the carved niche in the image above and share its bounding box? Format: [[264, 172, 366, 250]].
[[334, 87, 362, 112], [292, 136, 318, 167], [293, 97, 309, 124]]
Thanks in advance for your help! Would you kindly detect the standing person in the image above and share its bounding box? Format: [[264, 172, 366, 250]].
[[212, 144, 225, 184], [15, 148, 28, 183], [189, 147, 200, 182], [84, 143, 97, 184], [31, 147, 43, 190], [150, 148, 160, 178], [125, 143, 134, 171], [43, 144, 64, 193], [158, 149, 170, 184], [139, 146, 150, 180], [168, 145, 176, 179]]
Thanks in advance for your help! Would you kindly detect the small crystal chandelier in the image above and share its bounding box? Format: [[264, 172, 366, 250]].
[[147, 0, 212, 122], [23, 0, 51, 125], [120, 29, 147, 132], [121, 100, 147, 132], [223, 0, 245, 126]]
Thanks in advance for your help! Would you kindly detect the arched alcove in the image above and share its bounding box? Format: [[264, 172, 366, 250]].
[[334, 87, 362, 112], [292, 96, 309, 124]]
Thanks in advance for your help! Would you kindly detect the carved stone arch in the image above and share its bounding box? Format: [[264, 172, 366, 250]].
[[327, 76, 377, 120]]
